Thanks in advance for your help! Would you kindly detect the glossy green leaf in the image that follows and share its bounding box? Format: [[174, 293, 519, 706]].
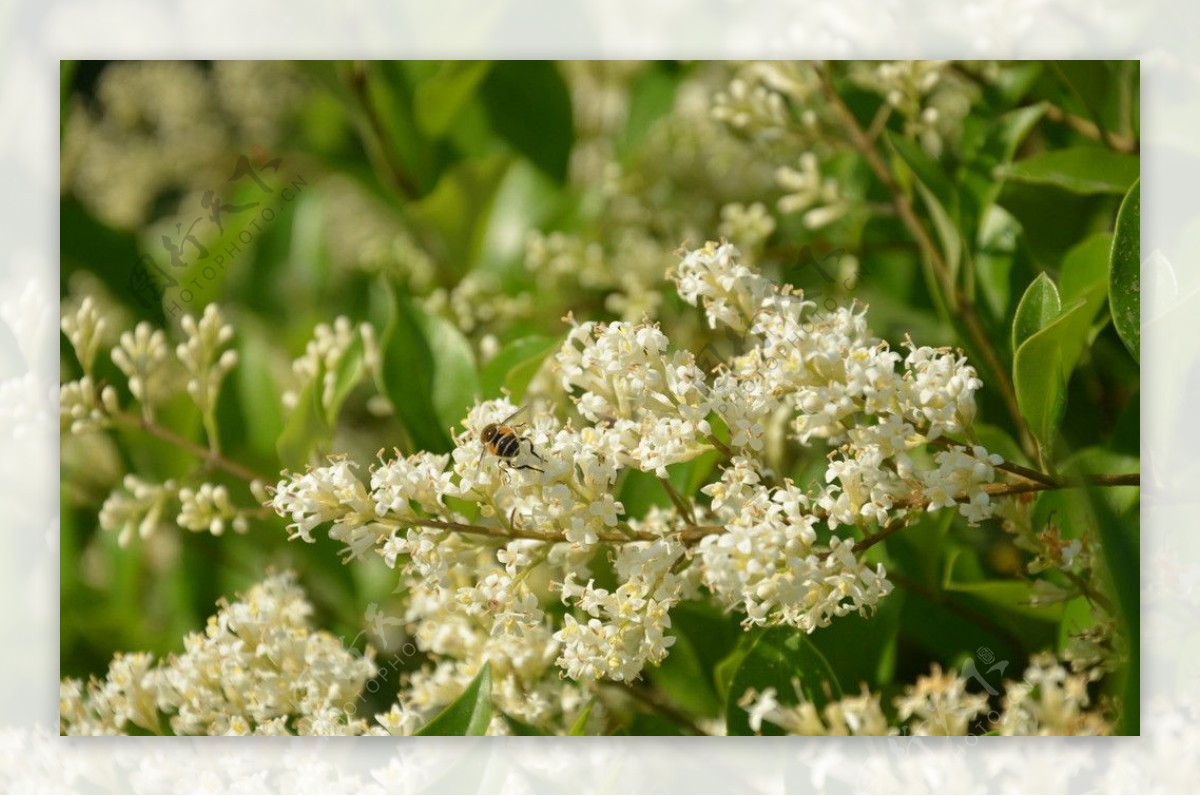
[[1011, 272, 1062, 354], [501, 712, 549, 736], [377, 284, 453, 453], [415, 662, 493, 736], [480, 61, 574, 183], [725, 627, 842, 736], [408, 156, 509, 277], [568, 697, 597, 736], [324, 332, 364, 427], [413, 61, 492, 137], [479, 334, 562, 405], [961, 104, 1045, 257], [1084, 480, 1139, 735], [275, 375, 330, 470], [1109, 178, 1140, 362], [647, 617, 722, 718], [1012, 280, 1107, 463], [973, 205, 1024, 323], [999, 147, 1139, 195], [888, 131, 955, 204], [416, 309, 479, 437], [943, 550, 1063, 623], [888, 132, 962, 285], [233, 320, 284, 457], [1060, 232, 1114, 306], [807, 589, 905, 691]]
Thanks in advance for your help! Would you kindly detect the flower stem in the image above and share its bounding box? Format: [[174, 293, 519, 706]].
[[109, 407, 270, 484]]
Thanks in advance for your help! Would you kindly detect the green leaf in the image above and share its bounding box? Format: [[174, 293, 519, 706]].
[[1109, 178, 1140, 362], [1084, 480, 1139, 735], [568, 696, 596, 736], [724, 627, 842, 736], [413, 61, 492, 138], [619, 65, 679, 157], [647, 619, 722, 718], [376, 283, 454, 454], [942, 550, 1063, 623], [1012, 280, 1108, 463], [324, 332, 364, 427], [887, 133, 962, 285], [972, 205, 1025, 323], [479, 61, 574, 183], [416, 309, 479, 437], [233, 320, 285, 458], [475, 160, 564, 273], [888, 131, 955, 204], [1060, 232, 1114, 306], [408, 155, 509, 277], [999, 148, 1139, 195], [807, 588, 905, 691], [275, 375, 331, 470], [415, 662, 493, 736], [479, 335, 562, 403], [1012, 272, 1062, 354], [501, 712, 548, 736]]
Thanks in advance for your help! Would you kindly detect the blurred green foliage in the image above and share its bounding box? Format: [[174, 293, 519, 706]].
[[60, 60, 1139, 734]]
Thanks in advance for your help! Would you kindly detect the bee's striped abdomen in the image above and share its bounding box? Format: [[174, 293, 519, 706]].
[[496, 433, 521, 458]]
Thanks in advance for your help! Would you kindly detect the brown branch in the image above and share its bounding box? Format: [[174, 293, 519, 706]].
[[659, 476, 697, 527], [1042, 103, 1137, 154], [682, 472, 1140, 553], [109, 408, 271, 484], [817, 63, 1037, 462], [345, 61, 418, 200], [603, 680, 709, 736]]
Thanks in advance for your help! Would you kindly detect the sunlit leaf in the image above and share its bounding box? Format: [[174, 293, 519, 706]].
[[1000, 147, 1139, 195], [1012, 272, 1061, 354], [1110, 178, 1140, 362], [415, 662, 493, 736], [725, 627, 842, 736]]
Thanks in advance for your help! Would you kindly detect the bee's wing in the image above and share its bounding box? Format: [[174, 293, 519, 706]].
[[499, 404, 531, 427]]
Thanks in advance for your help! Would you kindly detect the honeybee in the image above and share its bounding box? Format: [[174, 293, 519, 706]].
[[479, 406, 545, 473]]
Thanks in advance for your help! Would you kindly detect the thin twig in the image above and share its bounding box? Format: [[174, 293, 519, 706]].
[[345, 61, 418, 200], [1061, 569, 1116, 615], [659, 476, 697, 527], [603, 680, 709, 736], [817, 63, 1037, 461], [109, 408, 271, 484]]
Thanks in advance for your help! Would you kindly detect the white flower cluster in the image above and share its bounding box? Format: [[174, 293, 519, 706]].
[[699, 458, 892, 630], [59, 376, 117, 435], [177, 483, 250, 536], [675, 242, 1003, 527], [268, 241, 1016, 695], [59, 296, 106, 377], [282, 316, 376, 411], [711, 61, 821, 141], [775, 152, 849, 229], [996, 652, 1111, 735], [110, 321, 173, 410], [99, 475, 178, 548], [741, 685, 891, 736], [557, 321, 713, 478], [894, 663, 991, 735], [740, 653, 1111, 736], [61, 573, 392, 736], [556, 536, 693, 681], [176, 304, 238, 420]]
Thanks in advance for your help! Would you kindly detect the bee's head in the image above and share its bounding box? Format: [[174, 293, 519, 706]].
[[480, 423, 498, 444]]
